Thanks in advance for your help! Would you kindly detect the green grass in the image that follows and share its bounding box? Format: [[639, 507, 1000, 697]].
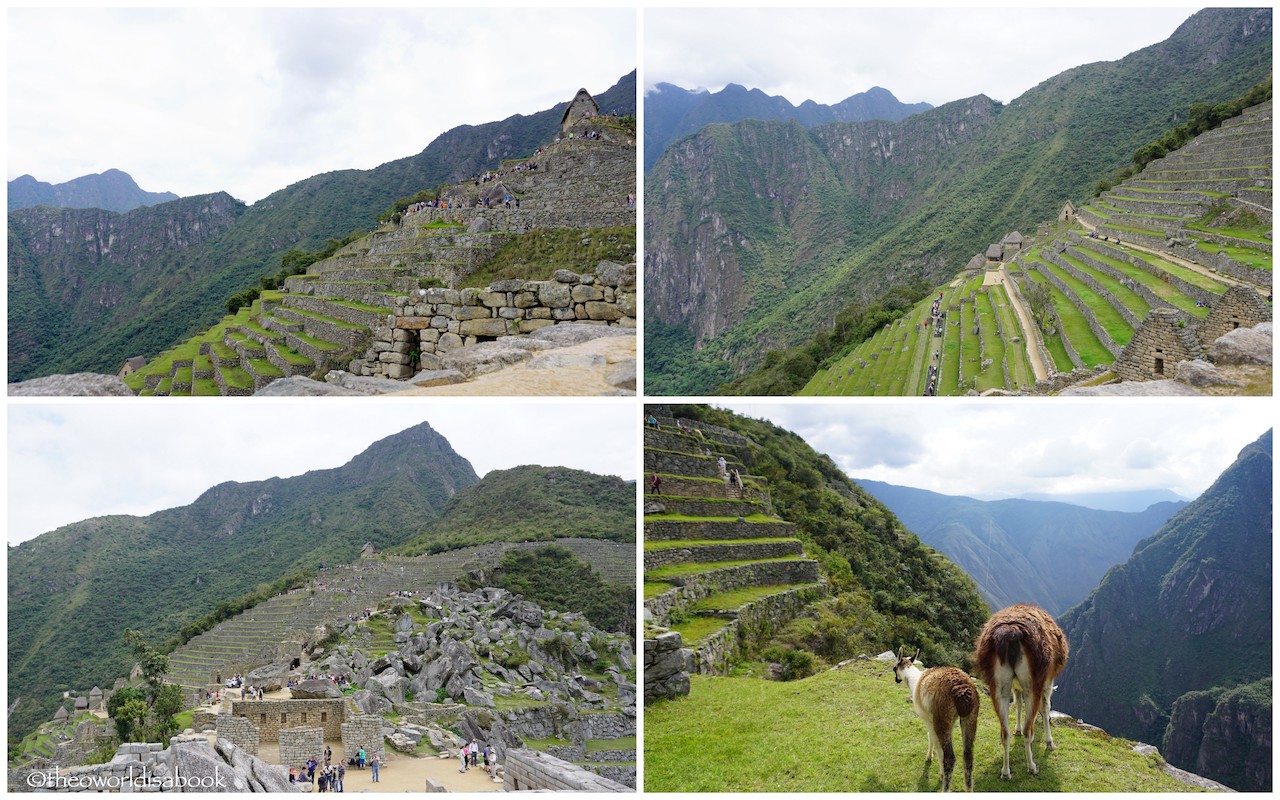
[[465, 226, 636, 287], [646, 557, 808, 581], [271, 344, 313, 366], [1038, 260, 1133, 346], [1192, 240, 1272, 271], [645, 661, 1198, 792], [1026, 265, 1112, 368], [669, 615, 729, 644], [645, 581, 675, 599], [691, 584, 807, 612], [587, 736, 636, 753], [219, 366, 254, 391], [644, 513, 787, 524], [193, 378, 221, 396]]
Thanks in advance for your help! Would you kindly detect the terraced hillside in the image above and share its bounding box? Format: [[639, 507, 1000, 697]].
[[164, 538, 633, 691], [643, 416, 825, 674], [800, 101, 1272, 396], [123, 123, 636, 396]]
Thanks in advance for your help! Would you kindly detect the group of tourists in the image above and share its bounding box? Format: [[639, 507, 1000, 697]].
[[458, 740, 498, 775], [923, 363, 940, 397], [291, 758, 347, 791]]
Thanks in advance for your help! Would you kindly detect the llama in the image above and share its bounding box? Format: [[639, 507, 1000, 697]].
[[973, 604, 1069, 779], [893, 647, 979, 792]]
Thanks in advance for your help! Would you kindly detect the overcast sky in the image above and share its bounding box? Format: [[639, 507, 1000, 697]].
[[8, 7, 635, 204], [7, 400, 637, 546], [646, 7, 1197, 108], [713, 400, 1268, 504]]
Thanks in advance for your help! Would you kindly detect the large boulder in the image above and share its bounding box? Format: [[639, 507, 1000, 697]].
[[8, 373, 135, 396], [1209, 321, 1272, 366], [247, 663, 292, 693], [367, 672, 408, 705], [290, 679, 342, 699], [348, 689, 392, 717]]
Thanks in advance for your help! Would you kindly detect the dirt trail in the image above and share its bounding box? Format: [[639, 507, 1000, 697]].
[[392, 335, 635, 396], [994, 265, 1050, 382], [1075, 217, 1247, 289]]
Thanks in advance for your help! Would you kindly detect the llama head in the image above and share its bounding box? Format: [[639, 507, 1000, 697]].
[[893, 646, 922, 683]]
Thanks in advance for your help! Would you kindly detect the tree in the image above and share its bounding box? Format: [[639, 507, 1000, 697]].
[[150, 685, 186, 741], [106, 687, 147, 742], [124, 629, 169, 704]]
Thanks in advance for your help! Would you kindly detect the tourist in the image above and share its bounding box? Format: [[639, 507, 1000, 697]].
[[318, 769, 328, 792], [459, 745, 468, 772], [370, 752, 380, 783], [336, 763, 345, 792], [649, 474, 661, 495], [357, 748, 365, 769], [487, 746, 498, 776], [325, 745, 332, 766], [717, 456, 728, 477], [469, 740, 480, 767], [307, 757, 317, 781]]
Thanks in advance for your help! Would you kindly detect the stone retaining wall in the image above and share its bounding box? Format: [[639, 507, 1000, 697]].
[[1197, 284, 1273, 346], [643, 540, 804, 571], [230, 699, 345, 741], [1027, 262, 1124, 357], [644, 518, 795, 542], [1095, 225, 1265, 287], [352, 262, 636, 379], [1045, 249, 1145, 328], [1112, 309, 1202, 382], [646, 560, 822, 625], [644, 631, 693, 704], [695, 585, 828, 675], [1070, 234, 1222, 306], [502, 748, 630, 792]]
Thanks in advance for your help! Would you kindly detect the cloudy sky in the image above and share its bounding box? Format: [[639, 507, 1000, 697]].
[[7, 400, 637, 546], [713, 400, 1269, 504], [8, 7, 635, 204], [646, 7, 1196, 107]]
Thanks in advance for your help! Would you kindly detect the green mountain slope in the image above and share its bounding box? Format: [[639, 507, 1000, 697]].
[[393, 465, 636, 555], [857, 479, 1183, 614], [645, 8, 1272, 393], [7, 422, 479, 740], [659, 404, 989, 669], [1056, 428, 1272, 791], [9, 71, 636, 382], [8, 169, 178, 212]]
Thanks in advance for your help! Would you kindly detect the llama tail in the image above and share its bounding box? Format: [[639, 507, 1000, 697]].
[[991, 624, 1023, 671]]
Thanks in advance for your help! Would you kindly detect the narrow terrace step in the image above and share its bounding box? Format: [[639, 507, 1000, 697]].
[[643, 474, 764, 502], [686, 583, 829, 673], [214, 362, 255, 396], [281, 294, 389, 328], [644, 517, 795, 542], [1103, 194, 1208, 219], [644, 539, 804, 571], [645, 560, 823, 622], [643, 428, 709, 455], [644, 495, 767, 519], [643, 449, 746, 481]]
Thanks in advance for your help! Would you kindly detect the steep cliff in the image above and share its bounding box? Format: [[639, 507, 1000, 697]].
[[1056, 429, 1272, 791], [1163, 679, 1271, 792]]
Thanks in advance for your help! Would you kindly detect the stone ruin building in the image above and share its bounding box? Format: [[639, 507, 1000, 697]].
[[561, 88, 599, 131]]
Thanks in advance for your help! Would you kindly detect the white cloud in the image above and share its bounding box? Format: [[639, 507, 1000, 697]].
[[8, 8, 635, 203], [645, 8, 1194, 108]]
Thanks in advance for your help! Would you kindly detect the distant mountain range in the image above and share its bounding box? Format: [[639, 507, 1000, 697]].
[[856, 479, 1182, 615], [1012, 488, 1190, 512], [9, 72, 636, 382], [8, 169, 178, 213], [644, 82, 931, 172], [1057, 429, 1272, 791]]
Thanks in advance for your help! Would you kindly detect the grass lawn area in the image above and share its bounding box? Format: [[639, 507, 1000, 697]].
[[645, 662, 1196, 793], [644, 581, 675, 599], [1193, 240, 1272, 271], [644, 537, 799, 551], [668, 615, 729, 644], [1039, 261, 1132, 347], [1061, 252, 1151, 319]]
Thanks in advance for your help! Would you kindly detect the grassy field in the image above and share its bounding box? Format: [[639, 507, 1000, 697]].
[[645, 660, 1198, 793]]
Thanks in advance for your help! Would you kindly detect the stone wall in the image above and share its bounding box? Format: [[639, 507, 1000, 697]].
[[643, 540, 802, 572], [278, 727, 325, 771], [644, 632, 693, 704], [230, 699, 345, 741], [695, 585, 828, 675], [645, 518, 795, 542], [502, 748, 630, 792], [340, 715, 385, 762], [1197, 284, 1272, 346], [215, 714, 259, 756], [646, 561, 823, 626], [1044, 250, 1144, 328], [352, 262, 636, 379], [1027, 262, 1124, 357], [1112, 309, 1203, 382]]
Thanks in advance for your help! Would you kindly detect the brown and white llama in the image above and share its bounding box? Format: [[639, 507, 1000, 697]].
[[893, 647, 980, 792], [973, 604, 1069, 779]]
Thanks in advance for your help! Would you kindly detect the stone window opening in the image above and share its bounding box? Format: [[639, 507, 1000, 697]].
[[281, 713, 287, 724], [1154, 357, 1165, 375], [321, 713, 327, 723], [260, 713, 267, 724], [301, 713, 307, 723]]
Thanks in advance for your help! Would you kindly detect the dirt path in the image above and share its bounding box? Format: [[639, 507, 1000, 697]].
[[995, 265, 1050, 382], [391, 335, 635, 396], [1075, 216, 1246, 289]]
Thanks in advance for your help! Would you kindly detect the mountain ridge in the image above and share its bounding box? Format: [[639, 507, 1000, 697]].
[[8, 169, 178, 213], [644, 81, 930, 171], [1056, 428, 1272, 791]]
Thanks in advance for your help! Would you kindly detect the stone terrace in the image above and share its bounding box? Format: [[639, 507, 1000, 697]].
[[643, 414, 825, 677]]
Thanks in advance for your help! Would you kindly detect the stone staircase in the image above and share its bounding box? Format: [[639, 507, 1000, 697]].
[[164, 538, 634, 691], [643, 415, 825, 675], [127, 126, 636, 396]]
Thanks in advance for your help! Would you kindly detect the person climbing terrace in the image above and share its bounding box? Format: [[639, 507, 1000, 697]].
[[649, 473, 662, 495]]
